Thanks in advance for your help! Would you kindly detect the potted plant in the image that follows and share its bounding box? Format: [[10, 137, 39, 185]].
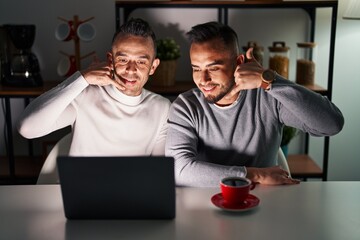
[[281, 125, 298, 157], [151, 37, 181, 86]]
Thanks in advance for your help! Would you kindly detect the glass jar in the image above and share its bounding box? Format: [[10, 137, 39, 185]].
[[268, 41, 290, 79], [242, 41, 264, 66], [296, 42, 317, 85]]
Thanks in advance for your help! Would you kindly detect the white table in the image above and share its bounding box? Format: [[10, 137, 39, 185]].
[[0, 182, 359, 240]]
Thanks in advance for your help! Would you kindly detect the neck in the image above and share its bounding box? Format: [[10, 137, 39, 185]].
[[215, 92, 240, 107]]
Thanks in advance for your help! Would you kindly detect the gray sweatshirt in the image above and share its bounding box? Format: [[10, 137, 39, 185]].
[[165, 76, 344, 187]]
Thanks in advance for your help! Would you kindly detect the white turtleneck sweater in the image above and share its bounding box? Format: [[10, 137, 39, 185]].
[[17, 71, 171, 156]]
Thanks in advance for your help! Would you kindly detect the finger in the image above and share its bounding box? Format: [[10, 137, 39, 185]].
[[108, 69, 114, 79], [246, 48, 254, 61], [225, 80, 242, 100], [283, 177, 301, 185], [245, 48, 260, 66], [111, 78, 126, 91], [281, 168, 291, 177]]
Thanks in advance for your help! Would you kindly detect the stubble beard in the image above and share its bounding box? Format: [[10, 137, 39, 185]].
[[204, 80, 235, 104]]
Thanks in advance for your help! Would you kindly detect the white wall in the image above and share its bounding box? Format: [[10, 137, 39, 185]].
[[0, 0, 358, 180], [327, 0, 360, 180]]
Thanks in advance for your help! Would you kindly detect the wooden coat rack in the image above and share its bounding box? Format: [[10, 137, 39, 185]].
[[57, 15, 95, 73]]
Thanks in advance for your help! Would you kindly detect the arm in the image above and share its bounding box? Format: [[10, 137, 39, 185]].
[[166, 103, 299, 187], [18, 61, 125, 139], [165, 97, 246, 187], [269, 77, 344, 137], [233, 48, 344, 136], [151, 100, 171, 156], [17, 72, 89, 138]]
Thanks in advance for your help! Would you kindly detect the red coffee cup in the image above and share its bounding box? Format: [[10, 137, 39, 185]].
[[220, 177, 256, 206]]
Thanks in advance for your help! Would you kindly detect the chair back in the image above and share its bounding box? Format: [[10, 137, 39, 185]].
[[278, 147, 291, 177], [37, 133, 71, 184]]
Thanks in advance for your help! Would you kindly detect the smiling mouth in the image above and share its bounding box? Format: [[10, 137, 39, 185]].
[[123, 79, 137, 84], [201, 84, 217, 92], [118, 75, 138, 85], [113, 69, 139, 86]]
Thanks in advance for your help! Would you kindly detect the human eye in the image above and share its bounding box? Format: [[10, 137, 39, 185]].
[[136, 59, 150, 68], [192, 67, 201, 73], [117, 57, 128, 65], [209, 66, 220, 72]]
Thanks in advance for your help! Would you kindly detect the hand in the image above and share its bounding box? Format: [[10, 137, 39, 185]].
[[226, 48, 264, 99], [80, 60, 125, 91], [246, 166, 301, 185]]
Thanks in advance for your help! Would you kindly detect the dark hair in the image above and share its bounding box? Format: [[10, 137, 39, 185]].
[[112, 18, 157, 51], [186, 21, 239, 54]]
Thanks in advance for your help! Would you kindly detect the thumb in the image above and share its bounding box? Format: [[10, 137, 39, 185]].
[[245, 48, 261, 66], [246, 48, 262, 67], [246, 48, 255, 62]]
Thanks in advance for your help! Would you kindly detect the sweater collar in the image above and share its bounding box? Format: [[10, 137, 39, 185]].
[[213, 91, 243, 109], [104, 85, 146, 106]]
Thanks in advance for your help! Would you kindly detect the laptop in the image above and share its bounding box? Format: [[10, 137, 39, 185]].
[[57, 156, 175, 220]]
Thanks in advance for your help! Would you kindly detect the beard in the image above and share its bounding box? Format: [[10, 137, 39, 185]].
[[203, 80, 235, 103], [205, 92, 227, 103]]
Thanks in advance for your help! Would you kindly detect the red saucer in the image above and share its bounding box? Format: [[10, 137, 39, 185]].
[[211, 193, 260, 212]]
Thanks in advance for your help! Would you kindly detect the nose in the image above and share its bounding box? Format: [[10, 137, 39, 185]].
[[125, 60, 137, 73], [198, 70, 211, 85]]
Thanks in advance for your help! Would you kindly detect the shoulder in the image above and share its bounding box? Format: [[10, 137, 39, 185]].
[[170, 88, 209, 118], [174, 88, 203, 106], [142, 89, 171, 108]]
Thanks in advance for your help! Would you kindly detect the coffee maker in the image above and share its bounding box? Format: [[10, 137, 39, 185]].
[[0, 24, 43, 87]]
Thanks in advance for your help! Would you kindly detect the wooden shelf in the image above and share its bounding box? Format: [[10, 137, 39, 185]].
[[0, 156, 43, 176], [116, 1, 338, 8], [287, 154, 323, 179], [0, 156, 43, 184], [0, 81, 59, 97], [300, 83, 327, 95]]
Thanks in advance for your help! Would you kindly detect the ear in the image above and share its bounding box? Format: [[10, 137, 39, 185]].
[[236, 54, 245, 65], [149, 58, 160, 75], [106, 52, 113, 69]]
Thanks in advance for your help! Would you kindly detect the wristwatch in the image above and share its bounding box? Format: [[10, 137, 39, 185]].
[[261, 69, 276, 90]]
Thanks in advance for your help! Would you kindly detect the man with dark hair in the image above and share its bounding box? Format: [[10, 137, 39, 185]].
[[18, 18, 170, 157], [166, 21, 344, 187], [114, 17, 157, 43]]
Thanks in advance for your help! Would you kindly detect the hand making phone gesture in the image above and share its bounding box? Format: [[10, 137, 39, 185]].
[[81, 55, 125, 91], [228, 48, 265, 98]]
